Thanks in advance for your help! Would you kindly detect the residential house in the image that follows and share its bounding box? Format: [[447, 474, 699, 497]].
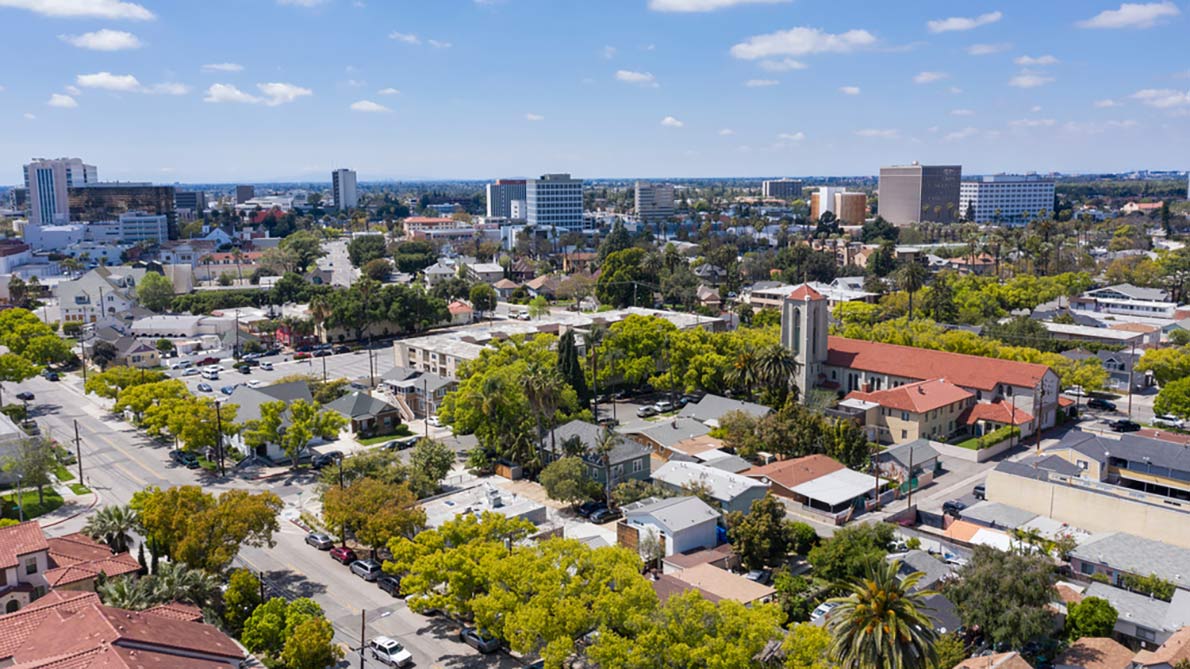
[[1133, 626, 1190, 669], [492, 278, 520, 300], [651, 461, 768, 514], [447, 300, 475, 326], [627, 417, 710, 456], [954, 652, 1034, 669], [55, 267, 147, 325], [1063, 348, 1153, 393], [421, 481, 548, 530], [1069, 533, 1190, 594], [379, 366, 455, 421], [546, 420, 653, 488], [693, 264, 727, 284], [525, 274, 562, 299], [1082, 581, 1187, 648], [561, 251, 597, 274], [1056, 637, 1135, 669], [789, 467, 887, 522], [225, 381, 318, 462], [0, 523, 139, 614], [875, 439, 941, 485], [651, 574, 722, 604], [680, 393, 770, 427], [112, 336, 160, 369], [619, 496, 720, 558], [666, 563, 775, 605], [845, 378, 978, 445], [465, 261, 505, 284], [695, 285, 721, 310], [325, 391, 403, 438], [744, 455, 845, 499]]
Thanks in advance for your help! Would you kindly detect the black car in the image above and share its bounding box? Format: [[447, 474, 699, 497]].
[[382, 436, 419, 451], [311, 451, 344, 469], [170, 450, 200, 469], [576, 501, 606, 518], [313, 349, 332, 358], [589, 507, 622, 524], [973, 483, 986, 501], [1087, 398, 1117, 412], [42, 371, 59, 381], [942, 500, 967, 517], [377, 573, 402, 597], [1108, 419, 1141, 433], [15, 391, 34, 402], [333, 344, 350, 354]]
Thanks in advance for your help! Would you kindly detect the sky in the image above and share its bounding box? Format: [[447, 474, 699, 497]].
[[1, 0, 1189, 183]]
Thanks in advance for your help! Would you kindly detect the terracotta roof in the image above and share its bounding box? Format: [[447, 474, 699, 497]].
[[143, 602, 204, 623], [447, 301, 473, 315], [955, 652, 1034, 669], [787, 283, 825, 301], [846, 378, 973, 414], [942, 519, 984, 543], [827, 336, 1053, 392], [1108, 322, 1160, 334], [745, 454, 844, 489], [1056, 637, 1134, 669], [40, 534, 140, 588], [961, 401, 1034, 427], [669, 434, 724, 457], [0, 592, 100, 660], [1058, 396, 1075, 408], [1135, 626, 1190, 668], [8, 645, 237, 669], [662, 544, 736, 570], [0, 523, 48, 570], [1054, 584, 1085, 605]]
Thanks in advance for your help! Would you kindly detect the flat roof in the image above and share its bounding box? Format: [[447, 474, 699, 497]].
[[791, 468, 879, 506], [669, 563, 775, 604]]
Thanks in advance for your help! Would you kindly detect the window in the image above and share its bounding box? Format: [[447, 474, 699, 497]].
[[1077, 460, 1088, 470], [900, 430, 908, 439], [632, 459, 643, 473], [25, 557, 37, 575], [1136, 627, 1156, 642], [901, 411, 909, 421], [1079, 562, 1095, 576]]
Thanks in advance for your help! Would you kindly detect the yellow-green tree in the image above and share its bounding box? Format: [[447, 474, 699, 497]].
[[322, 478, 424, 554], [114, 379, 189, 422], [84, 366, 165, 399]]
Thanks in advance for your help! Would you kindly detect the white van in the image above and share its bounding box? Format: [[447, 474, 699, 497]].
[[201, 368, 220, 380]]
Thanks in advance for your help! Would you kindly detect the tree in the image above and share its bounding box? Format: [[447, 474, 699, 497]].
[[470, 283, 497, 317], [279, 230, 326, 273], [83, 504, 138, 553], [1134, 347, 1190, 386], [557, 329, 590, 404], [611, 479, 671, 507], [522, 362, 565, 462], [243, 399, 345, 468], [785, 623, 835, 669], [0, 353, 41, 395], [599, 220, 632, 260], [407, 438, 454, 498], [242, 597, 289, 657], [362, 257, 393, 281], [1154, 376, 1190, 419], [114, 379, 189, 423], [773, 569, 815, 623], [346, 234, 388, 267], [897, 262, 929, 321], [826, 560, 938, 669], [323, 478, 424, 555], [223, 568, 262, 636], [931, 634, 969, 669], [540, 456, 596, 506], [3, 438, 56, 504], [91, 341, 118, 369], [392, 240, 437, 273], [945, 546, 1054, 649], [808, 523, 894, 584], [136, 272, 175, 312], [282, 616, 343, 669], [23, 335, 74, 367], [727, 494, 797, 570], [597, 248, 658, 308], [528, 295, 549, 319], [1065, 596, 1117, 640], [85, 366, 166, 399]]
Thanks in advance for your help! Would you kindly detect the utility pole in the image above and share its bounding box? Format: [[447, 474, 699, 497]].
[[214, 400, 226, 476], [905, 445, 915, 510], [359, 609, 366, 669], [74, 420, 83, 483], [1127, 341, 1136, 419], [423, 377, 429, 438]]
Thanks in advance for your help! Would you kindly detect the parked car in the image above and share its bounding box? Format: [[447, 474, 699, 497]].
[[427, 415, 443, 428], [246, 380, 263, 389], [1065, 386, 1086, 397], [311, 451, 343, 469], [333, 344, 350, 354], [220, 385, 237, 396], [236, 365, 252, 375], [745, 569, 773, 585], [170, 450, 200, 469], [973, 483, 986, 501], [1087, 398, 1117, 412], [182, 367, 200, 376], [382, 436, 419, 451], [195, 356, 220, 366], [15, 391, 34, 402], [1108, 419, 1141, 433], [589, 506, 622, 524], [350, 559, 383, 581], [305, 532, 334, 550], [329, 546, 358, 564], [313, 349, 332, 358], [577, 501, 606, 518], [377, 573, 402, 597], [367, 636, 413, 667], [197, 383, 213, 393], [810, 601, 841, 623], [259, 361, 274, 371], [654, 400, 676, 413], [942, 500, 967, 517], [636, 406, 658, 418], [597, 416, 620, 428], [1153, 414, 1185, 429], [459, 627, 501, 654], [41, 371, 59, 381]]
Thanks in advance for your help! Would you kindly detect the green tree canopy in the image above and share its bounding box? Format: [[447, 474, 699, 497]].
[[945, 546, 1055, 649], [1065, 596, 1118, 640], [136, 272, 175, 312]]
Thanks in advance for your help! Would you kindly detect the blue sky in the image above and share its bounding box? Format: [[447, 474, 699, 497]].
[[1, 0, 1189, 183]]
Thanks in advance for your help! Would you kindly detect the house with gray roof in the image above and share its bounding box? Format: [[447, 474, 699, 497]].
[[958, 501, 1039, 531], [651, 461, 768, 514], [621, 496, 720, 557], [627, 417, 711, 453], [1084, 581, 1185, 647], [325, 391, 402, 438], [680, 394, 771, 427], [875, 439, 940, 482], [225, 381, 320, 462], [546, 420, 652, 488], [380, 365, 454, 421], [888, 550, 954, 591], [1070, 533, 1190, 592]]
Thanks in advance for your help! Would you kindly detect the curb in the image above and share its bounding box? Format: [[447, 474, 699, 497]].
[[39, 491, 99, 529]]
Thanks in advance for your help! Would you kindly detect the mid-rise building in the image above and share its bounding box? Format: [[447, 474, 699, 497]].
[[634, 181, 675, 223], [762, 178, 803, 200], [174, 191, 207, 214], [878, 163, 961, 225], [68, 182, 176, 238], [22, 157, 98, 225], [809, 186, 849, 220], [959, 174, 1055, 225], [235, 184, 255, 204], [486, 179, 527, 218], [835, 192, 868, 225], [526, 173, 584, 230], [331, 168, 358, 209]]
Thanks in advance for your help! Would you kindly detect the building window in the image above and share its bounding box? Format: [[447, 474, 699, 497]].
[[25, 557, 37, 575], [632, 459, 643, 473], [1077, 460, 1087, 470], [1079, 562, 1094, 576], [900, 430, 907, 439], [901, 411, 909, 421], [1136, 627, 1156, 642]]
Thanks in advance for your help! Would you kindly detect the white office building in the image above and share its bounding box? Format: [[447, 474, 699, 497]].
[[23, 157, 98, 225], [762, 178, 803, 200], [527, 173, 584, 230], [959, 174, 1055, 225], [634, 181, 675, 223], [331, 168, 358, 209], [486, 179, 527, 219]]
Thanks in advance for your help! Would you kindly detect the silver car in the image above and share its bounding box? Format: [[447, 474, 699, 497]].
[[350, 559, 383, 581]]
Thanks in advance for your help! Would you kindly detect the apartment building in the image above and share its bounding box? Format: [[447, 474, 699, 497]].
[[762, 178, 803, 200], [635, 181, 675, 223], [22, 158, 97, 225], [959, 174, 1055, 225], [486, 178, 527, 218], [332, 168, 358, 209], [527, 173, 584, 229]]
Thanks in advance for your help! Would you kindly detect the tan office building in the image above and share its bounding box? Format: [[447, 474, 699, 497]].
[[810, 189, 866, 225], [878, 163, 961, 225]]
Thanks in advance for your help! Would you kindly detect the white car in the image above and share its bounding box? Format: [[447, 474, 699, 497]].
[[427, 415, 443, 428], [171, 360, 193, 370], [182, 367, 200, 376], [810, 601, 841, 623], [246, 380, 264, 389], [259, 361, 273, 371], [1153, 414, 1185, 429], [368, 636, 413, 667]]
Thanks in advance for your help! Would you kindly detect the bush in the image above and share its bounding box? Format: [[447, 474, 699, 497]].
[[955, 426, 1019, 450]]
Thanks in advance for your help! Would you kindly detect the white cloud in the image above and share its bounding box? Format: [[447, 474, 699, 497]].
[[602, 45, 617, 59], [1010, 118, 1056, 127], [777, 131, 804, 141], [660, 115, 684, 127], [745, 78, 778, 87], [729, 26, 876, 60], [839, 85, 861, 95], [0, 0, 153, 20], [202, 63, 243, 73], [428, 39, 451, 48], [944, 127, 981, 141], [948, 86, 964, 94], [388, 31, 420, 44], [47, 93, 77, 108], [1030, 105, 1043, 112], [377, 87, 400, 95], [967, 42, 1011, 55], [718, 128, 735, 135], [854, 128, 899, 139], [59, 29, 140, 50], [758, 58, 808, 72], [77, 71, 141, 91], [1094, 98, 1121, 108], [344, 79, 365, 88], [146, 82, 189, 95], [1063, 119, 1138, 133], [525, 112, 544, 121], [927, 11, 1003, 33], [203, 82, 311, 106], [64, 84, 80, 95], [616, 69, 659, 87], [1077, 2, 1179, 28], [1130, 88, 1190, 108], [24, 112, 36, 119], [203, 83, 260, 104], [950, 108, 975, 116], [1014, 54, 1059, 66], [648, 0, 788, 12], [1009, 71, 1054, 88], [914, 71, 948, 84], [349, 99, 390, 113]]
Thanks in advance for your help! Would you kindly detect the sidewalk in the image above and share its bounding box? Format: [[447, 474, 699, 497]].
[[35, 480, 99, 529]]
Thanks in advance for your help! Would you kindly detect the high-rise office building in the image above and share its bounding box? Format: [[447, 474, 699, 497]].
[[526, 173, 584, 229], [235, 185, 255, 204], [332, 168, 358, 209], [69, 183, 177, 239], [762, 178, 803, 200], [959, 175, 1056, 225], [878, 163, 962, 225], [810, 186, 849, 220], [23, 157, 98, 225], [634, 181, 675, 223], [486, 179, 527, 218], [834, 192, 868, 225], [174, 191, 207, 213]]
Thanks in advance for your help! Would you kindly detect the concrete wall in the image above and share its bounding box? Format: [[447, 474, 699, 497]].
[[985, 470, 1190, 549], [931, 437, 1015, 463]]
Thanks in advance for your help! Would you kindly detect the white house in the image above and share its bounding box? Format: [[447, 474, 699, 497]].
[[651, 461, 768, 515], [622, 496, 719, 557]]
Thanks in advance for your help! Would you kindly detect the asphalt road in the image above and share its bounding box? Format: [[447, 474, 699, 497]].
[[318, 239, 361, 288]]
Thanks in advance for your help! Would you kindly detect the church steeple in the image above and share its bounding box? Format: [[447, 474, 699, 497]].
[[780, 284, 829, 403]]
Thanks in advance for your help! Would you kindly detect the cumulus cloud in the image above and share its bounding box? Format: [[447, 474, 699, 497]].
[[64, 85, 80, 95], [1094, 98, 1121, 108], [525, 112, 544, 121], [1014, 54, 1059, 66], [648, 0, 788, 11], [730, 26, 876, 60], [839, 86, 861, 95], [660, 115, 684, 127], [1009, 71, 1054, 88], [59, 29, 140, 50], [202, 63, 243, 73], [616, 69, 659, 87], [388, 31, 420, 44], [350, 99, 390, 112], [378, 87, 400, 95], [47, 93, 77, 108], [0, 0, 153, 20], [854, 128, 899, 139], [777, 131, 805, 141], [146, 82, 189, 95], [1130, 88, 1190, 108], [77, 71, 141, 91], [203, 82, 311, 106], [914, 71, 948, 84], [1010, 118, 1056, 127], [203, 83, 260, 104], [967, 42, 1011, 55], [927, 11, 1003, 33], [1063, 119, 1138, 133], [1077, 2, 1179, 28], [718, 128, 735, 135], [951, 108, 975, 116], [758, 58, 808, 72], [745, 79, 779, 87], [428, 39, 451, 48]]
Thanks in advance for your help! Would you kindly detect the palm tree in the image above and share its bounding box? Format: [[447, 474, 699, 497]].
[[827, 560, 938, 669], [725, 349, 759, 398], [521, 364, 564, 463], [754, 344, 799, 405], [97, 576, 156, 610], [308, 294, 333, 345], [83, 504, 139, 553], [150, 562, 220, 609], [896, 262, 929, 321]]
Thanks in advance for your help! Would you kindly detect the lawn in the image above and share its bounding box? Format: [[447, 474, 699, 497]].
[[68, 483, 90, 496], [53, 464, 75, 482], [2, 488, 65, 520]]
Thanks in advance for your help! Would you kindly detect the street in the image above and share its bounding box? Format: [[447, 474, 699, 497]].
[[318, 239, 361, 288]]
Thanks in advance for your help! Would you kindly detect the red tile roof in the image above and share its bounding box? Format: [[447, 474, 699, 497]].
[[40, 534, 140, 588], [1135, 626, 1190, 668], [846, 378, 973, 414], [961, 400, 1033, 427], [788, 283, 825, 301], [0, 592, 100, 661], [0, 523, 48, 571], [746, 454, 844, 489], [1057, 637, 1134, 669], [142, 603, 204, 623], [827, 336, 1053, 392], [447, 301, 473, 315]]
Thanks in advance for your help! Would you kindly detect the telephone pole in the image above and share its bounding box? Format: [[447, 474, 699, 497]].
[[74, 420, 83, 483]]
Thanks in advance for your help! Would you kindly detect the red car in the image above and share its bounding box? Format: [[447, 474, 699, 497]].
[[195, 356, 220, 366], [329, 546, 358, 565]]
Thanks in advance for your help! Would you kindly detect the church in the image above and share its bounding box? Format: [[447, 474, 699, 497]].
[[780, 284, 1061, 445]]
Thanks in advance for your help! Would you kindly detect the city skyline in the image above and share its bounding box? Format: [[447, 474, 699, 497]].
[[1, 0, 1189, 183]]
